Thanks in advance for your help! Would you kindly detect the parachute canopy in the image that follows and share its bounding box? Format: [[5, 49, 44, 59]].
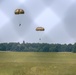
[[15, 9, 24, 14], [36, 27, 45, 31]]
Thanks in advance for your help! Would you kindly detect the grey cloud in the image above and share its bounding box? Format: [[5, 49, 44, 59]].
[[0, 22, 19, 43], [50, 0, 73, 18], [0, 0, 76, 44], [23, 0, 46, 19], [64, 2, 76, 40], [46, 22, 74, 44], [42, 0, 55, 6], [0, 0, 20, 18]]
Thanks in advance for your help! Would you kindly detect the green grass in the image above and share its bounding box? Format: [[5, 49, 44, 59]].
[[0, 52, 76, 75]]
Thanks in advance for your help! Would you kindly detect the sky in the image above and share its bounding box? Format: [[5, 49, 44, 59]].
[[0, 0, 76, 44]]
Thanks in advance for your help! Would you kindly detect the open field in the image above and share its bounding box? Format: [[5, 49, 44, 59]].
[[0, 52, 76, 75]]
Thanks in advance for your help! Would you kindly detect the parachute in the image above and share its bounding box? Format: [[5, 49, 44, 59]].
[[36, 27, 45, 42], [36, 27, 45, 31], [14, 9, 25, 26], [15, 9, 24, 14]]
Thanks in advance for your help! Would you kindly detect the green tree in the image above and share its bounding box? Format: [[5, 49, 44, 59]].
[[72, 43, 76, 53]]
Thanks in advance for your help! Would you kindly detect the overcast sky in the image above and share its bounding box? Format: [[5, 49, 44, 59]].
[[0, 0, 76, 44]]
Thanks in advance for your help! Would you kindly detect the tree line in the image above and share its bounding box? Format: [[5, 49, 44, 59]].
[[0, 42, 76, 52]]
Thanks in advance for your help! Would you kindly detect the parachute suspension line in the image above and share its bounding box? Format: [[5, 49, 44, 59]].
[[39, 38, 41, 43], [19, 15, 21, 26]]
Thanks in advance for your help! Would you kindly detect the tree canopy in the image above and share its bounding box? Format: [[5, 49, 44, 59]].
[[0, 42, 76, 52]]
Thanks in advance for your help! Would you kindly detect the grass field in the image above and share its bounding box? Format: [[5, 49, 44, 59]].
[[0, 52, 76, 75]]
